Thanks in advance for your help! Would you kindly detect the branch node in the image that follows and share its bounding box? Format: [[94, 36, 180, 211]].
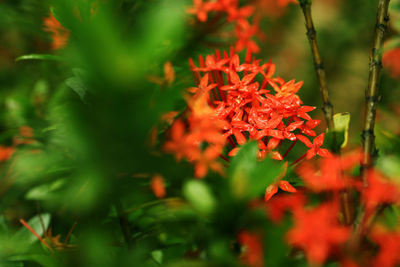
[[376, 23, 387, 33], [314, 62, 324, 71], [361, 129, 375, 141], [306, 28, 316, 40]]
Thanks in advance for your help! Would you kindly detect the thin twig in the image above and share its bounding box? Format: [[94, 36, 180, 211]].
[[299, 0, 334, 130], [361, 0, 390, 185], [19, 219, 54, 252], [298, 0, 353, 224], [115, 200, 133, 248]]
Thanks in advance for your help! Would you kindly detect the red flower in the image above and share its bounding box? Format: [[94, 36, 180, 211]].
[[264, 162, 296, 201], [296, 133, 332, 159], [296, 149, 361, 192], [264, 180, 296, 201], [0, 146, 15, 161], [287, 203, 350, 265], [186, 0, 219, 22], [164, 93, 227, 178], [383, 47, 400, 78], [187, 0, 261, 53], [238, 231, 264, 267], [43, 12, 69, 50], [370, 226, 400, 267], [188, 73, 217, 98], [361, 169, 400, 214], [268, 79, 303, 98], [150, 174, 166, 198], [266, 192, 306, 223]]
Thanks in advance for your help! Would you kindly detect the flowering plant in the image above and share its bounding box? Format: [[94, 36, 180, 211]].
[[1, 0, 400, 267]]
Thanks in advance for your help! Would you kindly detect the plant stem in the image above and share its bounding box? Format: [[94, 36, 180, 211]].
[[299, 0, 353, 224], [361, 0, 390, 185], [115, 200, 132, 248], [299, 0, 334, 130], [351, 0, 391, 251]]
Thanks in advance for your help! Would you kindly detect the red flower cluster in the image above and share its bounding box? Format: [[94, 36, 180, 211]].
[[189, 49, 329, 162], [164, 92, 227, 178], [165, 49, 329, 179], [265, 150, 400, 266], [187, 0, 260, 53], [287, 203, 350, 265]]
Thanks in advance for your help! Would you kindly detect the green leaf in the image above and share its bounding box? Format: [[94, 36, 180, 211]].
[[151, 250, 163, 265], [0, 216, 9, 234], [15, 54, 64, 62], [25, 179, 66, 200], [228, 141, 283, 200], [12, 214, 51, 245], [7, 254, 58, 267], [183, 180, 216, 216], [65, 68, 88, 103], [333, 112, 350, 148]]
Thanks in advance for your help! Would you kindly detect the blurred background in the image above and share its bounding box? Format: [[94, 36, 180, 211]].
[[0, 0, 400, 266]]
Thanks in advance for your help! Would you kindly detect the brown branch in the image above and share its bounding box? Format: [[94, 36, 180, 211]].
[[361, 0, 390, 185], [299, 0, 334, 130], [299, 0, 354, 225], [351, 0, 391, 251]]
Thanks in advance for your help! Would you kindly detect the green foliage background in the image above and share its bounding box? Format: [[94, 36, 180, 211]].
[[0, 0, 400, 266]]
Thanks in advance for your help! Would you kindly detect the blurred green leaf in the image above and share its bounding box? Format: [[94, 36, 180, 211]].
[[7, 254, 58, 267], [229, 141, 283, 200], [65, 68, 88, 103], [183, 180, 216, 216], [0, 216, 9, 234], [15, 54, 64, 61], [382, 206, 400, 229], [25, 178, 66, 200], [151, 250, 163, 265]]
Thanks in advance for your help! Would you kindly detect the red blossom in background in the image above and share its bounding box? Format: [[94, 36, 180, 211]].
[[287, 203, 350, 265], [370, 226, 400, 267], [150, 174, 166, 198], [296, 149, 362, 192], [266, 192, 306, 222], [164, 93, 227, 178], [361, 169, 400, 215], [238, 231, 264, 267], [187, 0, 298, 52], [187, 0, 259, 53], [383, 47, 400, 78], [0, 146, 15, 161], [257, 0, 297, 18], [43, 12, 70, 50]]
